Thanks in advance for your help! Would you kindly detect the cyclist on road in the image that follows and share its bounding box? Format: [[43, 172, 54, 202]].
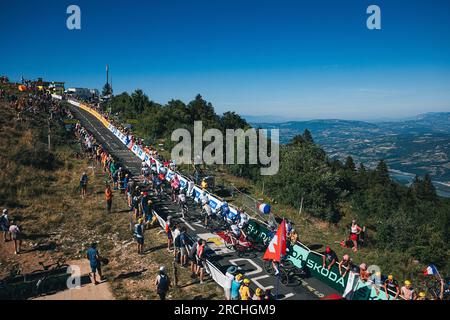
[[238, 209, 249, 230], [218, 201, 230, 220]]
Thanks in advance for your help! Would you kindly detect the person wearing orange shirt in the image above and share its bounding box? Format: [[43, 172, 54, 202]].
[[105, 185, 113, 214]]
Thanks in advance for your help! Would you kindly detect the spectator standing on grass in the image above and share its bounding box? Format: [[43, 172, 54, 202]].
[[165, 216, 173, 252], [155, 266, 171, 300], [384, 274, 400, 300], [1, 209, 11, 242], [8, 220, 22, 254], [196, 240, 207, 284], [105, 184, 113, 214], [131, 189, 140, 218], [80, 172, 88, 198], [350, 219, 362, 252], [188, 238, 201, 278], [231, 274, 243, 300], [179, 227, 189, 267], [87, 242, 103, 285], [126, 179, 134, 208], [173, 224, 181, 261], [134, 218, 145, 254], [322, 246, 338, 270]]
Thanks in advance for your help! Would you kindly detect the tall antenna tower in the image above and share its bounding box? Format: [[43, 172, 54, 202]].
[[106, 64, 109, 86]]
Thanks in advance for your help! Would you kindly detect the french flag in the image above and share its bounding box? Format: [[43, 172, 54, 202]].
[[423, 264, 438, 276]]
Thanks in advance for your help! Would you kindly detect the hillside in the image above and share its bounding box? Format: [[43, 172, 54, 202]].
[[0, 85, 221, 300], [252, 114, 450, 196]]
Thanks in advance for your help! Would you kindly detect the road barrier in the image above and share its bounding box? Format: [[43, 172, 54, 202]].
[[57, 95, 401, 300]]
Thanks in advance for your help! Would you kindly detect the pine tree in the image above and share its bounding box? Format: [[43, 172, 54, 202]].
[[375, 159, 390, 184], [344, 156, 356, 172], [303, 129, 314, 143]]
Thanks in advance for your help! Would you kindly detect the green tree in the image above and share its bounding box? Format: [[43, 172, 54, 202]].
[[303, 129, 314, 143], [131, 89, 150, 114]]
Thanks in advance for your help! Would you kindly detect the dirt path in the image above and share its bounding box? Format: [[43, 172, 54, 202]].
[[33, 260, 114, 300]]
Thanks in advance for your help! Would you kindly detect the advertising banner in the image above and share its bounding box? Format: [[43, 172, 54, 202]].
[[205, 260, 228, 289]]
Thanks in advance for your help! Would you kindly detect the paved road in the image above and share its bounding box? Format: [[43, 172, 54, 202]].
[[68, 103, 339, 300]]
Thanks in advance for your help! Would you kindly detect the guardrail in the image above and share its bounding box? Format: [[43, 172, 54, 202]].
[[57, 95, 403, 300]]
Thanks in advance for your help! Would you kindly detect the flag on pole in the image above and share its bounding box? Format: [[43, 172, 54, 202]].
[[263, 219, 287, 262], [423, 264, 438, 276]]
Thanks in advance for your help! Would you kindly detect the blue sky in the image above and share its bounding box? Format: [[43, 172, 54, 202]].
[[1, 0, 450, 120]]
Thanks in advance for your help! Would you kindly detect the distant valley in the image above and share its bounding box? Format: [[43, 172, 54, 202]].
[[251, 112, 450, 197]]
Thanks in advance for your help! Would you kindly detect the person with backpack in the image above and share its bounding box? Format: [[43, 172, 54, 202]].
[[155, 266, 171, 300], [1, 209, 11, 242], [188, 238, 201, 278], [134, 218, 145, 254]]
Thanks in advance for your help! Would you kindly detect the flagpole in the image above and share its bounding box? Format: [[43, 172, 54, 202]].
[[275, 271, 280, 300], [275, 219, 284, 300], [435, 267, 443, 281]]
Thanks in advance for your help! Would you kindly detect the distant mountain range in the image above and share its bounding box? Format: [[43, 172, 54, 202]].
[[251, 112, 450, 197]]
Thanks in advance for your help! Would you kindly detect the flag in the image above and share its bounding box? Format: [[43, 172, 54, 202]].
[[423, 264, 438, 276], [263, 220, 287, 262]]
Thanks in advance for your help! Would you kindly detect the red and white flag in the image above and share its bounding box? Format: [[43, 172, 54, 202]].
[[263, 220, 287, 262]]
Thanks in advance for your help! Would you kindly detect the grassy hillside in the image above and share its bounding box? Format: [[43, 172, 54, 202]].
[[0, 85, 221, 300]]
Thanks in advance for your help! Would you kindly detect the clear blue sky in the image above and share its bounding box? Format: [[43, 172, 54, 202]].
[[1, 0, 450, 120]]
